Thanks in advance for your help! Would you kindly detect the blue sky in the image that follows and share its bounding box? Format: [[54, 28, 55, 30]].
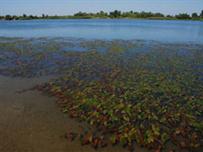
[[0, 0, 203, 16]]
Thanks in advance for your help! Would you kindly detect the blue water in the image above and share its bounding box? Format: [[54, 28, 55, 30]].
[[0, 19, 203, 43]]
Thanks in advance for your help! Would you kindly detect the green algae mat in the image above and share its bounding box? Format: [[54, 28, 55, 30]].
[[0, 37, 202, 152]]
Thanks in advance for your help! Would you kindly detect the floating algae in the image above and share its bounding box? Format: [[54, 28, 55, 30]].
[[0, 37, 203, 151]]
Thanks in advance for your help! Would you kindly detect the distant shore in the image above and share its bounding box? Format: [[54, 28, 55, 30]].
[[1, 10, 203, 21], [1, 17, 203, 22]]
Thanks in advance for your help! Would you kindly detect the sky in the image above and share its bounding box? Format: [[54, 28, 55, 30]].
[[0, 0, 203, 16]]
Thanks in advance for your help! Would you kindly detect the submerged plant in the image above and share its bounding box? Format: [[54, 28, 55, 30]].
[[0, 37, 203, 151]]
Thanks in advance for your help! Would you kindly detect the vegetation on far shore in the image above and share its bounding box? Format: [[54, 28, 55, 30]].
[[1, 10, 203, 21]]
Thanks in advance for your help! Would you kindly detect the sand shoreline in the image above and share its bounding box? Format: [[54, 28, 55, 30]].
[[0, 76, 131, 152]]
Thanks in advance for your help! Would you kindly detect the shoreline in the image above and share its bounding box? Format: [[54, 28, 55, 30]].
[[1, 18, 203, 21], [0, 75, 137, 152]]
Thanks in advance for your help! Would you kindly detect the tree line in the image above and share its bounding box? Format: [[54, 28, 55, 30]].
[[1, 10, 203, 20]]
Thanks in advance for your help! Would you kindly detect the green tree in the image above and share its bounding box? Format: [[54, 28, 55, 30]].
[[166, 15, 173, 18], [175, 13, 191, 19], [23, 14, 27, 18], [5, 15, 12, 20], [12, 15, 19, 20], [192, 13, 199, 19], [154, 13, 164, 17], [96, 11, 108, 18], [200, 10, 203, 18], [29, 15, 34, 19], [109, 10, 121, 18]]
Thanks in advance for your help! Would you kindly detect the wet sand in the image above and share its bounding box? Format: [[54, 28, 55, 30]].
[[0, 76, 137, 152]]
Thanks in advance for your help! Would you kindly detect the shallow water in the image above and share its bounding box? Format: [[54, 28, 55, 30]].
[[0, 19, 203, 43], [0, 76, 140, 152], [0, 36, 202, 151]]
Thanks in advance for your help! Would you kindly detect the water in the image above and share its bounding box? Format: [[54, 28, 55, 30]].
[[0, 19, 203, 152], [0, 19, 203, 43]]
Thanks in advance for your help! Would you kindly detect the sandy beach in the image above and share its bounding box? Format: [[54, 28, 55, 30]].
[[0, 76, 135, 152]]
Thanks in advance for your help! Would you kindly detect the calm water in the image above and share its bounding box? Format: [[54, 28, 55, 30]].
[[0, 19, 203, 43]]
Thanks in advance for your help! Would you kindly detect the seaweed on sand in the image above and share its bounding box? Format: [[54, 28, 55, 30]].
[[36, 46, 203, 151]]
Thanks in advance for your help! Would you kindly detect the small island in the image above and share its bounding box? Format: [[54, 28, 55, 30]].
[[1, 10, 203, 21]]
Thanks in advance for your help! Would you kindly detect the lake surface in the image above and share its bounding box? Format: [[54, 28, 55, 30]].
[[1, 19, 203, 152], [0, 19, 203, 43]]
